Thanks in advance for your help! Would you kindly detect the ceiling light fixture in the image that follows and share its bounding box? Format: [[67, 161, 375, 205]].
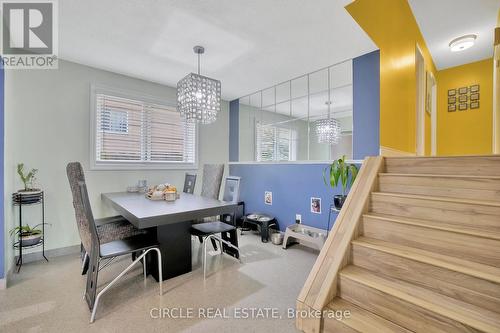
[[315, 68, 341, 144], [177, 46, 221, 124], [449, 34, 477, 52]]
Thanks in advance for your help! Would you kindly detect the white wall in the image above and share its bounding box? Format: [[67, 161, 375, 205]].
[[4, 60, 229, 275]]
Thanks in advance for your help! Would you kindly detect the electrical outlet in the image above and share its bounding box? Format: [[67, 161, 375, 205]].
[[295, 214, 302, 224]]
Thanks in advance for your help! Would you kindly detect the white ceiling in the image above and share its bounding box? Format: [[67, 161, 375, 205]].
[[408, 0, 500, 70], [59, 0, 376, 100]]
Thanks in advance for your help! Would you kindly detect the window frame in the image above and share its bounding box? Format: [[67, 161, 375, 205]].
[[255, 122, 297, 162], [90, 84, 198, 170]]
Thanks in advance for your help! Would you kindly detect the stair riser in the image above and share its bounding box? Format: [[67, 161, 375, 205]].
[[378, 176, 500, 202], [352, 243, 500, 314], [339, 275, 481, 333], [323, 318, 358, 333], [362, 217, 500, 267], [384, 156, 500, 176], [370, 194, 500, 234]]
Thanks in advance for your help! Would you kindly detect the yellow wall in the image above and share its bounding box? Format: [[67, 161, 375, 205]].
[[437, 58, 493, 156], [346, 0, 437, 154]]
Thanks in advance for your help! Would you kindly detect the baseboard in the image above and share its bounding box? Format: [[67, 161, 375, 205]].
[[0, 277, 6, 290], [14, 244, 80, 265], [380, 146, 417, 157]]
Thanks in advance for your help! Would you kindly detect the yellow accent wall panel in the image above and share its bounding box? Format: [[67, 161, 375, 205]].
[[346, 0, 437, 155], [437, 58, 493, 156]]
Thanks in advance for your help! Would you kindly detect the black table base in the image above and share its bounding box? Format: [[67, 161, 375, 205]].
[[147, 221, 192, 281]]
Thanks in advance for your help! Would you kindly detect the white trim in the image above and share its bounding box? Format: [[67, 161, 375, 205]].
[[228, 159, 363, 165], [380, 146, 416, 157], [0, 278, 6, 290], [431, 81, 437, 156], [89, 84, 199, 170], [415, 44, 426, 156]]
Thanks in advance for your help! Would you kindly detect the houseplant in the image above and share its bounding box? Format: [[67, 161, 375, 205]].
[[323, 155, 359, 210], [17, 163, 39, 193], [9, 224, 44, 247]]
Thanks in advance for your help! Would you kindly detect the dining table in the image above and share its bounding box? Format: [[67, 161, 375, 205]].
[[101, 191, 240, 281]]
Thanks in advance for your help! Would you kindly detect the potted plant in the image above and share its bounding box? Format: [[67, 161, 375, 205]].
[[17, 163, 39, 193], [323, 155, 359, 210], [9, 224, 44, 247]]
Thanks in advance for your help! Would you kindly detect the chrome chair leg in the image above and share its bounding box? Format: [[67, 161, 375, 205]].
[[90, 248, 162, 323], [143, 250, 147, 281], [203, 234, 241, 280]]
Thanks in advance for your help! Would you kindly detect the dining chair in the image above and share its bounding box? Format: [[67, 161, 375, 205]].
[[183, 173, 197, 194], [190, 176, 241, 279], [66, 162, 146, 275], [200, 164, 224, 199], [77, 179, 162, 323]]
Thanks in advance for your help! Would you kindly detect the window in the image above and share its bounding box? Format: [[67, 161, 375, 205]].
[[91, 86, 196, 169], [256, 122, 296, 162]]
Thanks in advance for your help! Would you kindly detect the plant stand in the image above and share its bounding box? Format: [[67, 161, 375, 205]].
[[12, 191, 48, 273]]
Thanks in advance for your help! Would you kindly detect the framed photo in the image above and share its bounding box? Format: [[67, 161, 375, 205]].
[[448, 97, 456, 104], [448, 104, 456, 112], [311, 197, 321, 214], [470, 101, 480, 109], [447, 89, 456, 96], [458, 95, 468, 103], [458, 103, 468, 111], [470, 84, 479, 93], [470, 93, 479, 101], [264, 191, 272, 205], [458, 87, 468, 95]]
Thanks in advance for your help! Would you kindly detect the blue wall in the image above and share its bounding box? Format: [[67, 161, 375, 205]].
[[230, 163, 360, 231], [0, 66, 4, 279], [229, 50, 380, 232], [229, 100, 239, 162], [353, 50, 380, 159]]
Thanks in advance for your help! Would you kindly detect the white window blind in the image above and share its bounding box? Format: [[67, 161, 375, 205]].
[[256, 122, 296, 162], [95, 93, 196, 166]]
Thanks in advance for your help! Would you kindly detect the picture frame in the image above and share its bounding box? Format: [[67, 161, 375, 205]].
[[458, 103, 468, 111], [447, 89, 456, 96], [458, 87, 468, 95], [470, 101, 479, 109], [470, 93, 479, 101], [448, 104, 456, 112], [448, 97, 456, 104], [458, 95, 467, 103], [264, 191, 272, 205], [470, 84, 479, 93], [311, 197, 321, 214]]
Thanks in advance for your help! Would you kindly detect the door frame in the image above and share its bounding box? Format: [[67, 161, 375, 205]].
[[415, 44, 426, 156]]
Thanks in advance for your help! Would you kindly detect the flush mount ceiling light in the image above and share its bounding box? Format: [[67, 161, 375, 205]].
[[449, 34, 477, 52], [177, 46, 221, 124], [315, 68, 341, 144]]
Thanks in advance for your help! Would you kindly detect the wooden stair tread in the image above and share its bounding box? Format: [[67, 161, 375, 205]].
[[379, 172, 500, 180], [326, 298, 411, 333], [339, 266, 500, 333], [372, 191, 500, 207], [363, 213, 500, 241], [352, 237, 500, 284]]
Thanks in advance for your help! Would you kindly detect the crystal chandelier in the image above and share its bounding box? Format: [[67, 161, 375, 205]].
[[177, 46, 221, 124], [315, 67, 341, 144], [315, 118, 342, 144]]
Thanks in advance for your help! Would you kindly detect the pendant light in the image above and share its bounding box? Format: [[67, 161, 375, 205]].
[[177, 46, 221, 124], [314, 67, 341, 144]]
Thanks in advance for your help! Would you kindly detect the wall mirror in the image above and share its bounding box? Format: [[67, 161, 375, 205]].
[[238, 60, 353, 162]]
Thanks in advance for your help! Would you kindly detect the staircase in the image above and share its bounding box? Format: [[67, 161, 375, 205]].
[[297, 156, 500, 333]]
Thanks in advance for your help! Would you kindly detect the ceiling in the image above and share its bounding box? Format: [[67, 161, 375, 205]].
[[408, 0, 500, 70], [59, 0, 376, 101]]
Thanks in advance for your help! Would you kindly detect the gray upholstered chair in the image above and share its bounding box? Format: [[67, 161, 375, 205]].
[[200, 164, 224, 199], [193, 164, 224, 249], [183, 173, 197, 194], [191, 176, 241, 279], [66, 162, 146, 274], [77, 180, 162, 323]]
